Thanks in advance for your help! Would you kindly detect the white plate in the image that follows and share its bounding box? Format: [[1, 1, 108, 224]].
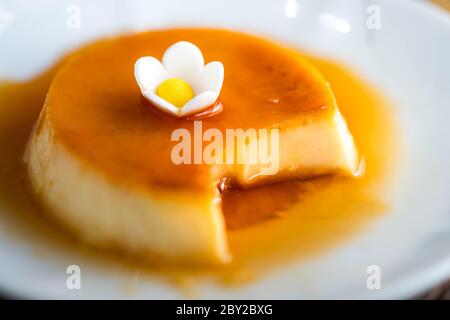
[[0, 0, 449, 299]]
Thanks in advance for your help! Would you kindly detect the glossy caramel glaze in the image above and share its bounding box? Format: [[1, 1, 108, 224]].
[[46, 29, 337, 190]]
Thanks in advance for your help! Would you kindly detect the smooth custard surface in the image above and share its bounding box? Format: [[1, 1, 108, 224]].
[[46, 29, 338, 190]]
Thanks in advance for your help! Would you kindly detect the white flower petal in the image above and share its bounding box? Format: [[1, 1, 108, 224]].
[[134, 57, 167, 92], [135, 41, 224, 118], [201, 61, 224, 94], [179, 91, 219, 117], [162, 41, 204, 87], [142, 91, 181, 116]]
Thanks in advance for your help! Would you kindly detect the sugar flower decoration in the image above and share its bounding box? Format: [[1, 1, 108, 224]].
[[134, 41, 224, 117]]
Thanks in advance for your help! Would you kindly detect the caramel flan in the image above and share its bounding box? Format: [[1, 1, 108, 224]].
[[24, 29, 358, 265]]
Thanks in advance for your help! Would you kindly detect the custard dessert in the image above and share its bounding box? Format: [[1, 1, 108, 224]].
[[24, 29, 359, 265]]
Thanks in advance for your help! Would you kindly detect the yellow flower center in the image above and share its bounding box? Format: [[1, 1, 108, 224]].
[[156, 78, 195, 108]]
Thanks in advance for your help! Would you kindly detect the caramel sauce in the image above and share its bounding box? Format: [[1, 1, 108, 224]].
[[0, 29, 399, 291], [47, 29, 337, 190], [186, 100, 224, 120], [143, 96, 224, 121]]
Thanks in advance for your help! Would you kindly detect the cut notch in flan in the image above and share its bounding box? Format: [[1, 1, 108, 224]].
[[24, 29, 359, 265]]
